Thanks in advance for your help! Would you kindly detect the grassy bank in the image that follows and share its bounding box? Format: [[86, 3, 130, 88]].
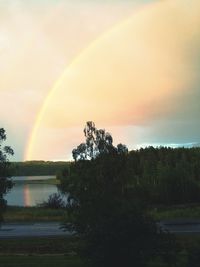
[[0, 235, 200, 267], [0, 236, 83, 267], [0, 236, 79, 254], [14, 178, 60, 185], [5, 204, 200, 223], [0, 255, 82, 267], [4, 206, 68, 222], [150, 204, 200, 221]]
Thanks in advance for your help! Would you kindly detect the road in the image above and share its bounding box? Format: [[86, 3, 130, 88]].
[[159, 219, 200, 234], [0, 222, 71, 238], [1, 220, 200, 238]]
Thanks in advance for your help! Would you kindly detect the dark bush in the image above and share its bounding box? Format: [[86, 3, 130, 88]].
[[38, 193, 65, 209]]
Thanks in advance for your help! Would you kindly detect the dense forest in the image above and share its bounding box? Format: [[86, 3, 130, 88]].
[[11, 161, 69, 176], [11, 147, 200, 205], [126, 146, 200, 205], [60, 146, 200, 206]]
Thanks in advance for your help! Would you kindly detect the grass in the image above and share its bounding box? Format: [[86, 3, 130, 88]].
[[0, 255, 82, 267], [0, 236, 83, 267], [4, 206, 68, 222], [150, 204, 200, 221], [0, 235, 198, 267], [5, 204, 200, 223], [0, 236, 80, 254]]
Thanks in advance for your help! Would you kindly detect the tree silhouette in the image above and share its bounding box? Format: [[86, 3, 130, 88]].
[[72, 121, 127, 161], [61, 122, 175, 267], [0, 128, 14, 223]]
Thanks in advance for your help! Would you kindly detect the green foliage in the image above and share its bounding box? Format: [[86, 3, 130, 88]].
[[62, 144, 200, 209], [151, 205, 200, 221], [0, 236, 79, 254], [38, 193, 66, 209], [0, 236, 83, 266], [0, 128, 14, 223], [4, 206, 68, 222], [60, 122, 176, 267], [128, 147, 200, 205], [174, 235, 200, 267], [11, 161, 68, 176], [72, 121, 127, 161], [0, 256, 82, 267]]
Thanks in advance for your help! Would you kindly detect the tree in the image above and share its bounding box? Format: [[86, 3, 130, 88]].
[[61, 122, 175, 267], [72, 121, 127, 161], [0, 128, 14, 223]]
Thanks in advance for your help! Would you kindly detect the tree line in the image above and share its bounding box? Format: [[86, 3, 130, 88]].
[[11, 161, 69, 176], [126, 146, 200, 205], [60, 143, 200, 206]]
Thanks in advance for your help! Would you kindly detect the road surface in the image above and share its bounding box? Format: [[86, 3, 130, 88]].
[[0, 222, 71, 238], [1, 220, 200, 238], [159, 219, 200, 234]]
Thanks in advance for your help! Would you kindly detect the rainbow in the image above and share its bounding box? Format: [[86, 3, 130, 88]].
[[24, 2, 158, 161], [24, 0, 179, 161]]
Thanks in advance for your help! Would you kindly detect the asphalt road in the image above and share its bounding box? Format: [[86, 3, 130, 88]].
[[159, 219, 200, 234], [0, 222, 71, 238], [1, 220, 200, 238]]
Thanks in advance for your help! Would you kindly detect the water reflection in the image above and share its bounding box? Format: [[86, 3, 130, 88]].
[[5, 176, 58, 207], [24, 184, 31, 207]]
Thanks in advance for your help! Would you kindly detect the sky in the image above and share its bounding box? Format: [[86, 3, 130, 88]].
[[0, 0, 200, 161]]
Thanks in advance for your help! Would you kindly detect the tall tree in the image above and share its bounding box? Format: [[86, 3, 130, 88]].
[[72, 121, 127, 161], [61, 122, 175, 267], [0, 128, 14, 223]]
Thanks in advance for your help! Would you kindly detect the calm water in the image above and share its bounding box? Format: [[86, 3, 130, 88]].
[[5, 176, 58, 207]]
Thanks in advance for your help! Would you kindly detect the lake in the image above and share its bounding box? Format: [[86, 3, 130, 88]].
[[5, 176, 59, 207]]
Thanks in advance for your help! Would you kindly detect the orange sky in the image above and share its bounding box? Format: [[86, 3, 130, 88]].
[[0, 0, 142, 160], [25, 0, 200, 161]]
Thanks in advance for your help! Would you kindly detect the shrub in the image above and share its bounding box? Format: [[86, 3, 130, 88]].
[[38, 193, 65, 209]]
